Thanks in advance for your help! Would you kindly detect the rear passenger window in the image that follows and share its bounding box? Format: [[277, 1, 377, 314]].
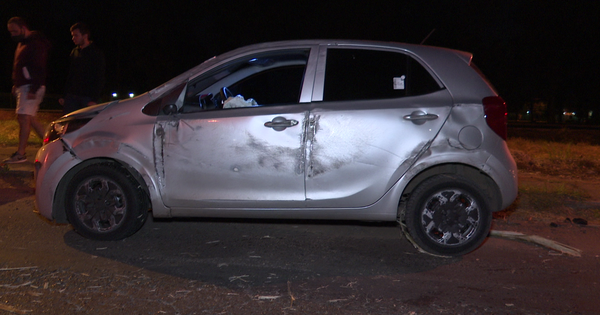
[[323, 48, 441, 102]]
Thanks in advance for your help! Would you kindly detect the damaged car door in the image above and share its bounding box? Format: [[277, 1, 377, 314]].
[[305, 47, 453, 208], [155, 49, 313, 210]]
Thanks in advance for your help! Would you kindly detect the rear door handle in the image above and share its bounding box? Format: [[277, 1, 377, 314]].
[[264, 116, 299, 131], [403, 111, 438, 125]]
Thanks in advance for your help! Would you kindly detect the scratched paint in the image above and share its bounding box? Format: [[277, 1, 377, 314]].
[[305, 106, 451, 208], [157, 113, 308, 206]]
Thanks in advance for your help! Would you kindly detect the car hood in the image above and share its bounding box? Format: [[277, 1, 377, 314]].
[[58, 93, 150, 123], [61, 101, 116, 118]]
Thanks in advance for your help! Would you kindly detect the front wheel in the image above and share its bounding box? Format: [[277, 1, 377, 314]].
[[65, 163, 149, 241], [404, 174, 492, 256]]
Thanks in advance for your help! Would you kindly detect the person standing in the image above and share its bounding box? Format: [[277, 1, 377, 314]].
[[3, 17, 50, 164], [59, 22, 105, 115]]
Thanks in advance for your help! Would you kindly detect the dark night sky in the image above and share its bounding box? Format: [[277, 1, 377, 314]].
[[2, 0, 599, 115]]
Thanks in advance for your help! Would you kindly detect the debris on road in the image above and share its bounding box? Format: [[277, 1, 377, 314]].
[[0, 266, 38, 272], [255, 295, 281, 300], [490, 230, 582, 257], [572, 218, 588, 226], [0, 303, 32, 314], [228, 275, 249, 282]]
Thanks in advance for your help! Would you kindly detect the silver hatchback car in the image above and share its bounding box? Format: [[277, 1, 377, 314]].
[[35, 40, 517, 256]]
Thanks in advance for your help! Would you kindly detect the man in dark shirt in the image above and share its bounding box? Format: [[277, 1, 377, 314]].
[[3, 17, 49, 164], [59, 22, 105, 115]]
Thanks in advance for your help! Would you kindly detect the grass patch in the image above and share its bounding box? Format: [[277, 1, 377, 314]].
[[494, 183, 592, 221], [508, 137, 600, 177], [519, 182, 590, 209], [0, 112, 59, 147], [495, 195, 600, 223], [504, 136, 600, 223], [0, 120, 45, 146]]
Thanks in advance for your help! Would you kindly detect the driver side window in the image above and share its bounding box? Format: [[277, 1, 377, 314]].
[[181, 49, 310, 113], [229, 65, 306, 106]]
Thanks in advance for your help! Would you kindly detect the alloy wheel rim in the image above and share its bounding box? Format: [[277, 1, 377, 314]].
[[74, 177, 126, 233], [420, 189, 480, 246]]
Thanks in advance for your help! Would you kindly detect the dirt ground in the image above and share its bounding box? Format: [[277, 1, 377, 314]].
[[503, 171, 600, 224], [1, 139, 600, 314]]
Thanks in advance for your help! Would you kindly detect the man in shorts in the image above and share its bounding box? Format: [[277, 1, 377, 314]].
[[4, 17, 50, 164]]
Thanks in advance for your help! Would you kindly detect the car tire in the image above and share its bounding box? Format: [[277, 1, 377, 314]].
[[65, 163, 149, 241], [405, 174, 492, 256]]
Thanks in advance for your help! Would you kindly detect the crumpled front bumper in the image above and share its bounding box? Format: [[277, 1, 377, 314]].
[[34, 140, 79, 222]]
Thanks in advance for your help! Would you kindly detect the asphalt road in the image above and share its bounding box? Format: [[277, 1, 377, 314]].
[[1, 150, 599, 314]]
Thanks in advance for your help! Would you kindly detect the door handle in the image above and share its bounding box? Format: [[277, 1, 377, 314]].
[[264, 116, 299, 131], [403, 111, 438, 125]]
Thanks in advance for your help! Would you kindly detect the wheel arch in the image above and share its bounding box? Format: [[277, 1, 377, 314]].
[[398, 163, 502, 219], [52, 158, 151, 223]]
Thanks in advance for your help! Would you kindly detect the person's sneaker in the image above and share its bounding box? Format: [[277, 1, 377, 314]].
[[2, 152, 27, 164]]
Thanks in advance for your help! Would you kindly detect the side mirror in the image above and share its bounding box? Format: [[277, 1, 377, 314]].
[[142, 82, 186, 116], [162, 104, 178, 115]]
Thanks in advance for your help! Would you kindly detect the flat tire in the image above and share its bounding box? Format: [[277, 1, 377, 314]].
[[405, 174, 492, 256]]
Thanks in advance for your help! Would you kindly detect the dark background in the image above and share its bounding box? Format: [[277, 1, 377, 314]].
[[1, 0, 599, 122]]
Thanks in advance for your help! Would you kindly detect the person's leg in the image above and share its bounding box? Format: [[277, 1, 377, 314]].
[[30, 116, 46, 139], [13, 85, 45, 155], [3, 86, 33, 163], [16, 114, 31, 155], [3, 113, 31, 164]]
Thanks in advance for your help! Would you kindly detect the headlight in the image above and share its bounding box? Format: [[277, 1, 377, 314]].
[[43, 118, 92, 145]]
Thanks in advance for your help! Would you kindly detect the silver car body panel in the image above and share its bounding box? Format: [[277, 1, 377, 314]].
[[35, 95, 172, 219], [156, 108, 308, 208], [35, 39, 517, 224], [305, 92, 452, 207], [413, 103, 518, 209]]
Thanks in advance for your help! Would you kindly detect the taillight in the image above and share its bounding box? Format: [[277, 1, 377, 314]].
[[483, 96, 507, 140]]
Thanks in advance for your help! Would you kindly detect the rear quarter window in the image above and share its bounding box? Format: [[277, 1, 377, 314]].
[[323, 48, 441, 102]]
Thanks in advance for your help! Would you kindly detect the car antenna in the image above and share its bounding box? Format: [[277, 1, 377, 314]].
[[420, 29, 436, 45]]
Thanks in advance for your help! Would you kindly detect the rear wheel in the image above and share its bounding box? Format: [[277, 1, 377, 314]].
[[65, 163, 149, 241], [405, 174, 491, 256]]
